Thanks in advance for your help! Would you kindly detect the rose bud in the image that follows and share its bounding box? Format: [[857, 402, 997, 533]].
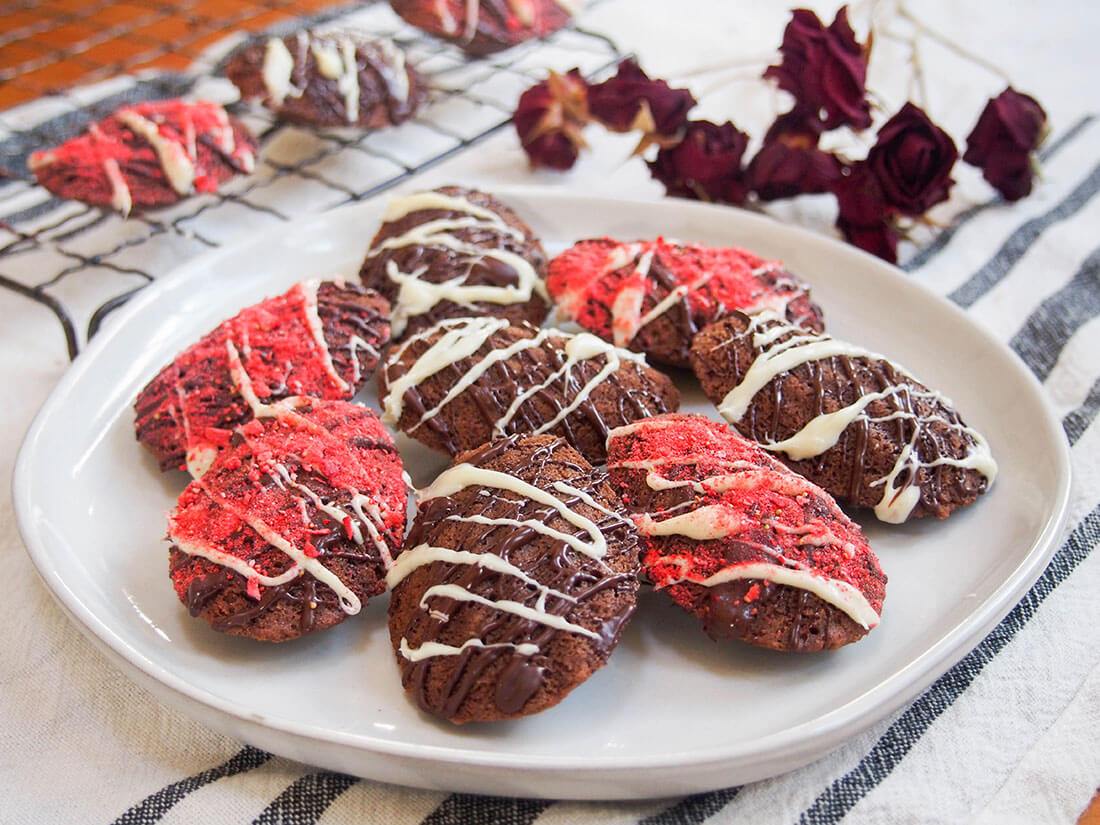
[[963, 86, 1047, 201], [837, 217, 900, 263], [748, 108, 841, 200], [832, 161, 900, 262], [513, 69, 591, 171], [648, 119, 750, 204], [866, 102, 957, 216], [764, 6, 872, 131], [588, 59, 697, 153]]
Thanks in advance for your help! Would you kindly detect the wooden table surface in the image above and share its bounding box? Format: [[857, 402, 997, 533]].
[[1, 1, 1097, 821]]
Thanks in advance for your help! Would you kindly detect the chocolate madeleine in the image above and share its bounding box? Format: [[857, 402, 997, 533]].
[[387, 433, 639, 723], [134, 280, 390, 473], [689, 311, 997, 522], [28, 99, 256, 215], [388, 0, 575, 57], [360, 186, 550, 338], [607, 414, 886, 652], [168, 398, 407, 642], [548, 237, 824, 368], [226, 29, 426, 128], [377, 316, 679, 464]]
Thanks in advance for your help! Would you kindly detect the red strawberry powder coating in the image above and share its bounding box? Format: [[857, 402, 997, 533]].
[[607, 414, 885, 650], [547, 237, 824, 367], [168, 398, 407, 641], [28, 99, 256, 214], [134, 280, 389, 473]]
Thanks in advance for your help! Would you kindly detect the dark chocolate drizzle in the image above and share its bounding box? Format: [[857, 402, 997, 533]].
[[723, 314, 989, 518], [393, 435, 639, 720], [230, 30, 423, 127], [171, 406, 401, 640], [358, 186, 548, 337], [134, 280, 388, 472], [566, 240, 824, 367], [384, 321, 676, 462]]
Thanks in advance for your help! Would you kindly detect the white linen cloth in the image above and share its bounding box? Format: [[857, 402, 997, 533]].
[[2, 1, 1098, 823]]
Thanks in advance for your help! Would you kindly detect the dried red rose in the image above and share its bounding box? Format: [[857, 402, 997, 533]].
[[837, 218, 899, 263], [748, 108, 841, 200], [832, 162, 900, 262], [588, 59, 697, 151], [648, 119, 749, 204], [764, 7, 871, 131], [963, 87, 1047, 201], [513, 68, 590, 170], [866, 102, 957, 216]]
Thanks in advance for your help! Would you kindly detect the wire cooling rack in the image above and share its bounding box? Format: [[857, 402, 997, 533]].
[[0, 0, 622, 359]]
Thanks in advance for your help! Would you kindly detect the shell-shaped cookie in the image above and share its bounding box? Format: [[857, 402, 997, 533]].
[[387, 433, 639, 723], [226, 29, 426, 128], [28, 99, 256, 215], [134, 280, 390, 473], [168, 398, 407, 642], [360, 186, 550, 338], [547, 237, 824, 368], [606, 413, 886, 652], [388, 0, 576, 57], [377, 316, 679, 464], [689, 311, 997, 522]]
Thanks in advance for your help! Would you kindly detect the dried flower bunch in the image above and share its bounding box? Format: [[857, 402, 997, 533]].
[[513, 5, 1048, 263]]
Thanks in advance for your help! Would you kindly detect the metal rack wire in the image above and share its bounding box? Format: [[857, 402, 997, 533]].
[[0, 0, 622, 359]]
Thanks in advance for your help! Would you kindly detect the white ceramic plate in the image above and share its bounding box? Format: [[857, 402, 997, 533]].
[[14, 189, 1071, 799]]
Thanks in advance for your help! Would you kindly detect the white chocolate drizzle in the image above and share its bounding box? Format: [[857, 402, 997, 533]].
[[262, 37, 299, 104], [310, 39, 343, 79], [297, 280, 351, 393], [419, 463, 608, 560], [463, 0, 481, 39], [335, 36, 361, 122], [381, 316, 510, 423], [608, 416, 879, 628], [637, 505, 743, 541], [661, 557, 880, 630], [373, 39, 410, 103], [116, 110, 195, 195], [418, 584, 600, 640], [102, 157, 132, 216], [369, 191, 546, 336], [381, 316, 646, 440], [399, 636, 538, 662], [715, 311, 998, 523], [387, 544, 576, 603], [393, 455, 623, 662]]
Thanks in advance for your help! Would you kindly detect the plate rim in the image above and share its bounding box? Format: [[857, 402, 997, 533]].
[[12, 186, 1074, 789]]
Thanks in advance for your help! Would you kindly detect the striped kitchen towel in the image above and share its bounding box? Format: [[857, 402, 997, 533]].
[[89, 115, 1100, 825]]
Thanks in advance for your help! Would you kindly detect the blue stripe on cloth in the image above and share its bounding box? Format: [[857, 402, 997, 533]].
[[794, 504, 1100, 825], [251, 771, 360, 825], [1009, 243, 1100, 381], [1064, 375, 1100, 445], [638, 787, 742, 825], [903, 114, 1096, 274], [949, 159, 1100, 308], [111, 746, 272, 824], [418, 795, 552, 825]]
